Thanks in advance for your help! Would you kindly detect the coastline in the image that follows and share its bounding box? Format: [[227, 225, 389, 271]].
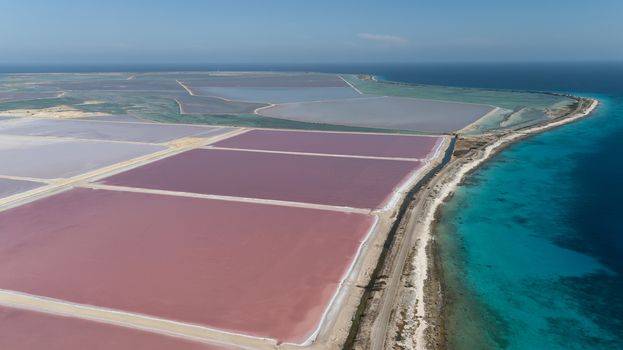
[[0, 70, 604, 349], [370, 96, 598, 350], [418, 96, 598, 349]]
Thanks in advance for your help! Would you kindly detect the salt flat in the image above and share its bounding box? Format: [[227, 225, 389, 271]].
[[0, 118, 231, 143], [0, 135, 164, 178], [258, 96, 496, 133]]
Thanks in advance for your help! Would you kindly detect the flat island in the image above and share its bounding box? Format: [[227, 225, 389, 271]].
[[0, 72, 597, 350]]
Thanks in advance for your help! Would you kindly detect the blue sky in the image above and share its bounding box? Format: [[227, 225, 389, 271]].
[[1, 0, 621, 64]]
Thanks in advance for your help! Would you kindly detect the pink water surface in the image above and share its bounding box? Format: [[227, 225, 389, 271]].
[[102, 148, 422, 209], [0, 307, 227, 350], [213, 129, 442, 159], [0, 188, 373, 343]]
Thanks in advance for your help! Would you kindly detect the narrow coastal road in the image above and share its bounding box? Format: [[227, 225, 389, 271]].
[[369, 209, 415, 350], [368, 138, 456, 350], [369, 174, 436, 350]]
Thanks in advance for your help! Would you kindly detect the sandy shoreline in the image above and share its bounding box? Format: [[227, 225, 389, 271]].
[[358, 96, 598, 350], [415, 97, 598, 349]]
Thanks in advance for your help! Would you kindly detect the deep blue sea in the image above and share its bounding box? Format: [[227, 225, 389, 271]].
[[2, 62, 621, 349]]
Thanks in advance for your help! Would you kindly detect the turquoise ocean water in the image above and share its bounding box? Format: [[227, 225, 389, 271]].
[[438, 94, 623, 349], [420, 66, 623, 349]]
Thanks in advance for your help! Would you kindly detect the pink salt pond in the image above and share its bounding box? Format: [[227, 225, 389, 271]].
[[0, 188, 374, 343], [102, 148, 422, 209], [212, 129, 443, 159], [0, 307, 228, 350]]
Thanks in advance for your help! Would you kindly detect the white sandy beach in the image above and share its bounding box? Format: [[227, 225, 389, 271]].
[[396, 98, 598, 349]]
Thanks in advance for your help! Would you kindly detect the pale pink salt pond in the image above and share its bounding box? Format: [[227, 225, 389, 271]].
[[102, 148, 422, 209], [213, 129, 443, 159], [0, 307, 228, 350], [0, 188, 374, 343]]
